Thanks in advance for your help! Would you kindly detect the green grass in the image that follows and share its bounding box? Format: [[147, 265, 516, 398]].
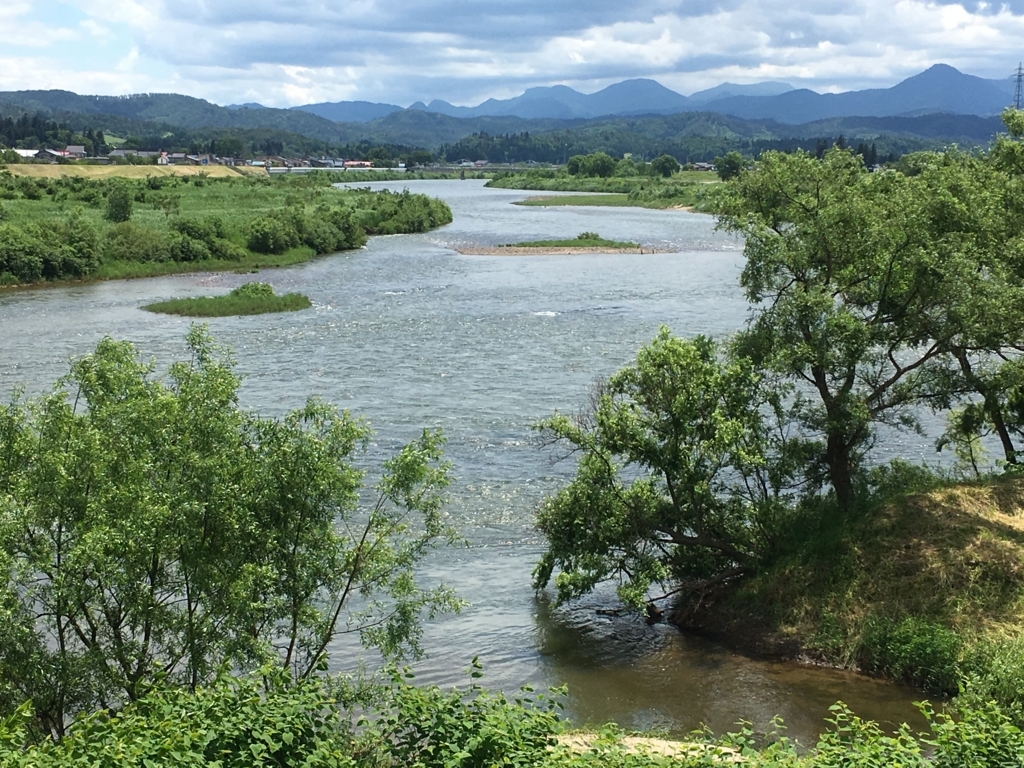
[[510, 233, 639, 249], [694, 475, 1024, 696], [143, 281, 312, 317]]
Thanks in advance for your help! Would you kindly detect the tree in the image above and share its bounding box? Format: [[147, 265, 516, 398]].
[[574, 152, 617, 178], [0, 328, 460, 738], [650, 154, 680, 178], [534, 330, 790, 612], [713, 151, 745, 181], [104, 180, 133, 222], [715, 147, 1023, 508]]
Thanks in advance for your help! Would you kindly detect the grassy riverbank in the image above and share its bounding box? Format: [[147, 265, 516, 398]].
[[680, 476, 1024, 704], [0, 170, 452, 286], [143, 281, 312, 317], [488, 168, 719, 210]]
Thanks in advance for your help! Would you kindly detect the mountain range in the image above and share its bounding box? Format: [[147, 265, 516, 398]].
[[286, 65, 1015, 124], [0, 64, 1018, 156]]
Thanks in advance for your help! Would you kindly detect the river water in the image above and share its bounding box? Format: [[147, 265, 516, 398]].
[[0, 180, 930, 743]]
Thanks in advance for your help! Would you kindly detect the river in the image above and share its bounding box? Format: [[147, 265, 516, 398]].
[[0, 179, 930, 743]]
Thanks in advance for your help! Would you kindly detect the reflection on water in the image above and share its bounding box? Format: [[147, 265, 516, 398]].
[[0, 180, 933, 741]]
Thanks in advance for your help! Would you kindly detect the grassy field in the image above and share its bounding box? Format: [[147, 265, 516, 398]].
[[143, 282, 312, 316], [5, 164, 264, 179]]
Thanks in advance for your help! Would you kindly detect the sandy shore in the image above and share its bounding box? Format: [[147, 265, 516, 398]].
[[454, 246, 670, 255]]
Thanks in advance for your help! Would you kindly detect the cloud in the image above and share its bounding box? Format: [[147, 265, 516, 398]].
[[7, 0, 1023, 106]]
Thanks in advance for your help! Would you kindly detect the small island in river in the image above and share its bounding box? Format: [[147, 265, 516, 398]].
[[143, 281, 311, 317], [455, 231, 668, 255]]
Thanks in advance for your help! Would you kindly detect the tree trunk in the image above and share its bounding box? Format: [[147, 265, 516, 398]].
[[826, 432, 856, 512]]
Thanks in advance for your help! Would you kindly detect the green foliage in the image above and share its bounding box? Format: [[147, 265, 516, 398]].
[[368, 661, 563, 768], [650, 154, 680, 178], [859, 617, 962, 694], [0, 329, 461, 737], [0, 670, 357, 767], [715, 146, 1024, 508], [511, 234, 639, 249], [957, 635, 1024, 726], [104, 179, 133, 222], [143, 282, 313, 317], [0, 175, 450, 283], [534, 330, 790, 611], [246, 211, 301, 254], [713, 151, 745, 180], [102, 220, 171, 263]]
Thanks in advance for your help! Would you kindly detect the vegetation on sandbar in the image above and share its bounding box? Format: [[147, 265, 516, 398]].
[[509, 232, 639, 249], [143, 281, 312, 317]]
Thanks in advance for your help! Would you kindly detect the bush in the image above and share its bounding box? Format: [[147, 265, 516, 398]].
[[103, 222, 171, 263], [0, 671, 356, 766], [957, 634, 1024, 726], [369, 663, 562, 768], [860, 616, 961, 694], [168, 233, 212, 262], [246, 213, 300, 254], [0, 224, 45, 282], [230, 281, 275, 299], [105, 180, 133, 222]]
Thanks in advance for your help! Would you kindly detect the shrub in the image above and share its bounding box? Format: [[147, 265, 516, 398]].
[[103, 222, 171, 263], [246, 213, 300, 254], [105, 180, 134, 222], [369, 663, 562, 768], [168, 233, 212, 262], [0, 224, 45, 282], [860, 616, 961, 694], [230, 281, 275, 299], [957, 634, 1024, 726]]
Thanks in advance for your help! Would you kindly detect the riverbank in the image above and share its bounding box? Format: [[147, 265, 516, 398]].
[[487, 167, 719, 210], [0, 172, 452, 287], [678, 476, 1024, 700]]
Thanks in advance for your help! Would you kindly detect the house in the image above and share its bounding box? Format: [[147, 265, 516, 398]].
[[64, 145, 87, 159], [13, 149, 39, 160], [186, 154, 212, 166]]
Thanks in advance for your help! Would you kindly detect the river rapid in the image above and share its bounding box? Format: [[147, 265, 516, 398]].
[[0, 179, 931, 743]]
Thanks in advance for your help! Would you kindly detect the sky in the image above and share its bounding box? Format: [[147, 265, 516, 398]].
[[3, 0, 1024, 108]]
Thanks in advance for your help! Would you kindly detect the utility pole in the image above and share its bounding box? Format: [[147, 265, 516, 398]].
[[1014, 62, 1024, 110]]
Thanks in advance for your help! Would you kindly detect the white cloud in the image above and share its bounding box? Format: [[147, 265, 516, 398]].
[[7, 0, 1024, 106]]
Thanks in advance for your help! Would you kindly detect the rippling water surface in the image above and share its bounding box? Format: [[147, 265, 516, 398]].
[[0, 180, 929, 742]]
